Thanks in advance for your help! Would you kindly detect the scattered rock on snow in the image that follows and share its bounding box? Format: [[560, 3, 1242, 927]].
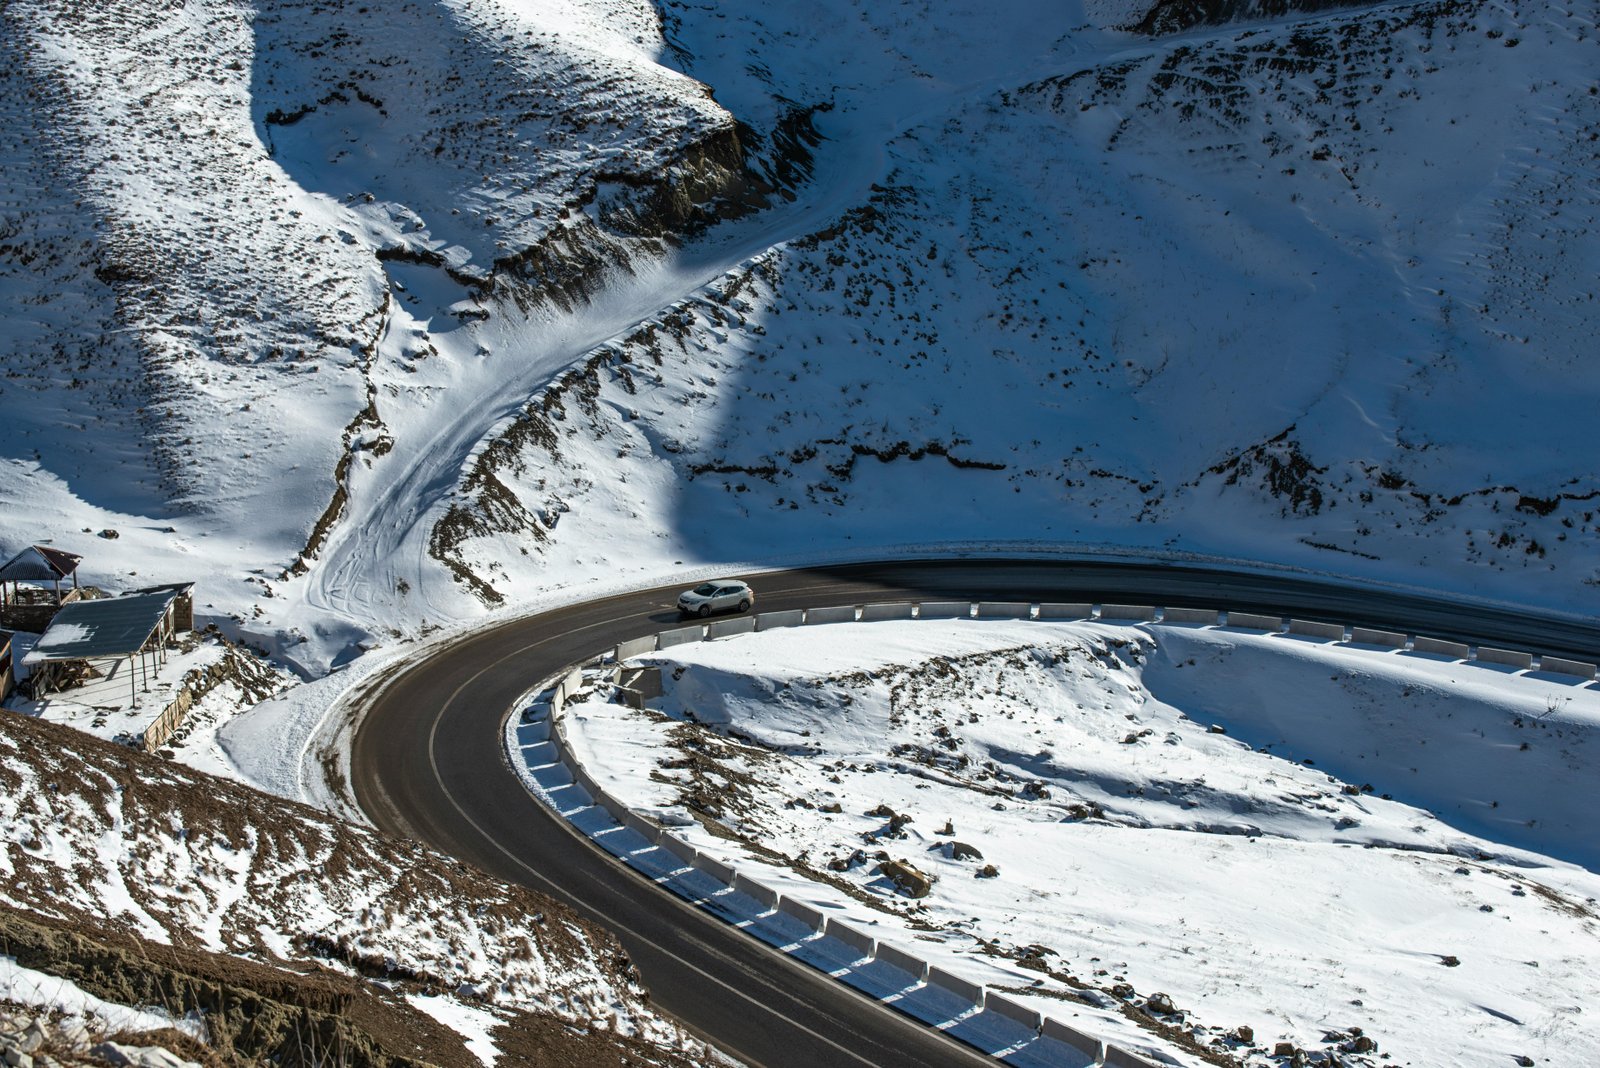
[[879, 858, 934, 897]]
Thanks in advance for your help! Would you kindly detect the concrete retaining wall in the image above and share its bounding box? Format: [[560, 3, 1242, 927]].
[[875, 941, 929, 981], [1412, 635, 1469, 659], [777, 896, 825, 932], [1100, 604, 1157, 622], [1477, 646, 1534, 670], [806, 605, 859, 625], [925, 965, 986, 1007], [1289, 618, 1345, 640], [1037, 602, 1093, 620], [1226, 611, 1283, 632], [824, 918, 877, 958], [757, 609, 805, 631], [708, 616, 757, 639], [1161, 606, 1220, 625], [1541, 655, 1597, 680], [658, 624, 706, 649], [977, 601, 1033, 619], [984, 992, 1042, 1030], [861, 601, 915, 622], [1350, 626, 1407, 648], [1041, 1018, 1103, 1063], [621, 809, 659, 842], [695, 853, 737, 886], [614, 635, 658, 661], [658, 833, 698, 868], [1103, 1045, 1161, 1068], [733, 872, 779, 910], [917, 600, 973, 619]]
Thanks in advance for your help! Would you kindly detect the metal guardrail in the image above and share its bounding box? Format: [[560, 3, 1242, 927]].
[[518, 597, 1595, 1068]]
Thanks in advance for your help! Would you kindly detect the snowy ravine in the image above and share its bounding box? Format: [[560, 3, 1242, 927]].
[[561, 619, 1600, 1067], [0, 710, 722, 1067]]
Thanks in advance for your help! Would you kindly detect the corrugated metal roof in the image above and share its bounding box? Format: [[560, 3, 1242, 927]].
[[0, 546, 82, 583], [22, 590, 178, 664]]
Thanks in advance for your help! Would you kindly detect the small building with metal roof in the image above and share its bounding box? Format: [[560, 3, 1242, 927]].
[[0, 545, 87, 633], [21, 586, 191, 706]]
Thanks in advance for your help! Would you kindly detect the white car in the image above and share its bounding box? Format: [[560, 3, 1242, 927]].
[[677, 579, 755, 618]]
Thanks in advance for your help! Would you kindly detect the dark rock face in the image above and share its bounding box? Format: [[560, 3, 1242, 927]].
[[1132, 0, 1381, 36]]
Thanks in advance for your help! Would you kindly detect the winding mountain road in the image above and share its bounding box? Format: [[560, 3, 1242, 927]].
[[349, 558, 1600, 1067]]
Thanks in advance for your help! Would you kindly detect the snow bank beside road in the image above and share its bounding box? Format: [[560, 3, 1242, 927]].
[[563, 618, 1600, 1067]]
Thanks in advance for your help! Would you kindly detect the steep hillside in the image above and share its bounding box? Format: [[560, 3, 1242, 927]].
[[0, 711, 715, 1066], [3, 0, 1596, 706], [435, 0, 1600, 617], [0, 0, 760, 657]]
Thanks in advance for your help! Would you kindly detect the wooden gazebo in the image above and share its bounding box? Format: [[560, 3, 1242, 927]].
[[0, 545, 83, 608]]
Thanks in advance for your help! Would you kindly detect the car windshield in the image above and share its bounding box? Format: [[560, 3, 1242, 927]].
[[692, 583, 720, 595]]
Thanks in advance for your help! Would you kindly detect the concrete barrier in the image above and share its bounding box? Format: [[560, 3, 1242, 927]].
[[1041, 1018, 1103, 1063], [861, 601, 915, 622], [708, 616, 757, 639], [806, 605, 859, 625], [777, 896, 825, 932], [1160, 606, 1220, 625], [925, 965, 985, 1007], [658, 624, 706, 649], [657, 833, 698, 867], [1103, 1044, 1161, 1068], [917, 600, 973, 619], [614, 635, 658, 661], [563, 666, 584, 695], [1350, 626, 1407, 648], [1541, 655, 1597, 681], [695, 852, 737, 887], [1037, 602, 1093, 620], [1476, 646, 1533, 670], [621, 809, 660, 843], [1412, 635, 1469, 659], [875, 941, 929, 981], [1289, 618, 1345, 641], [824, 918, 876, 958], [733, 872, 779, 910], [757, 609, 805, 631], [977, 601, 1033, 619], [984, 992, 1041, 1031], [1100, 604, 1157, 622], [570, 763, 602, 803], [1225, 611, 1283, 633]]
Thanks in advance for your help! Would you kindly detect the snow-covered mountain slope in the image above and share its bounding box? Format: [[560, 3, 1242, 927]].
[[563, 619, 1600, 1067], [3, 1, 1598, 691], [436, 0, 1600, 619], [0, 710, 719, 1067], [0, 0, 761, 662]]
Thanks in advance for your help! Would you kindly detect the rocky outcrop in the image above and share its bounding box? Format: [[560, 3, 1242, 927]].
[[879, 858, 934, 898], [1132, 0, 1382, 36]]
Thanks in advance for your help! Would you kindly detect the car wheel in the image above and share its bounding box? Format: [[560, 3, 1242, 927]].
[[697, 604, 711, 617], [738, 599, 750, 612]]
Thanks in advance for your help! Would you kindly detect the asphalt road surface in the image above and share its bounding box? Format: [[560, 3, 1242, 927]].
[[350, 558, 1600, 1067]]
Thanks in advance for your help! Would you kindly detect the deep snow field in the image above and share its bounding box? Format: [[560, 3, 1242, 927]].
[[562, 618, 1600, 1067]]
